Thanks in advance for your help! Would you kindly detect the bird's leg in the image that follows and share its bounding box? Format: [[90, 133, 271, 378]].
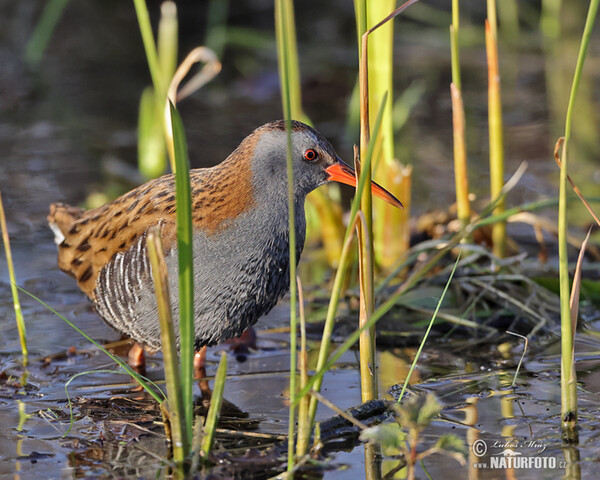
[[128, 342, 146, 370], [194, 346, 211, 399], [225, 327, 256, 360]]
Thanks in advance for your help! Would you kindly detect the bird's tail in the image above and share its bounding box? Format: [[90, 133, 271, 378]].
[[48, 202, 87, 275], [48, 203, 84, 244]]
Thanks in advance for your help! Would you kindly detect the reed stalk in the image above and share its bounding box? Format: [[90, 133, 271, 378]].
[[24, 0, 70, 68], [485, 0, 506, 258], [298, 97, 388, 456], [357, 7, 377, 403], [205, 0, 230, 60], [23, 289, 165, 405], [396, 252, 461, 403], [200, 351, 228, 461], [169, 103, 195, 450], [147, 226, 188, 466], [136, 2, 178, 178], [295, 276, 311, 454], [450, 0, 470, 232], [557, 0, 599, 438], [360, 0, 413, 269], [0, 193, 27, 367], [296, 163, 529, 401], [274, 0, 299, 469], [132, 0, 164, 94]]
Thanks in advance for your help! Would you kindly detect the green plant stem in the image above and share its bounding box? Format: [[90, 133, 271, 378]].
[[485, 2, 506, 258], [0, 193, 27, 366], [170, 103, 195, 449], [201, 351, 227, 461], [147, 226, 188, 464], [19, 288, 165, 403], [300, 98, 387, 423], [558, 0, 599, 433], [296, 162, 528, 402], [450, 0, 470, 232], [157, 2, 178, 88], [132, 0, 164, 94], [275, 0, 298, 469], [451, 0, 461, 90], [24, 0, 70, 68], [358, 16, 377, 402], [397, 252, 461, 403]]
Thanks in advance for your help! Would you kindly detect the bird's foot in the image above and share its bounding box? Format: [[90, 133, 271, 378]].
[[128, 342, 146, 370], [225, 327, 257, 362]]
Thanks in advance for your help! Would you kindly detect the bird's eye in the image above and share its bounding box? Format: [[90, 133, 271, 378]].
[[303, 149, 318, 162]]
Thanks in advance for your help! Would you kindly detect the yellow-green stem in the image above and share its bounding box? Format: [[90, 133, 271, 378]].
[[558, 0, 599, 434], [450, 82, 470, 230], [275, 0, 298, 469], [146, 226, 188, 464], [485, 7, 506, 258], [201, 351, 228, 461], [295, 276, 311, 454], [132, 0, 164, 94], [0, 193, 27, 367], [358, 29, 377, 402]]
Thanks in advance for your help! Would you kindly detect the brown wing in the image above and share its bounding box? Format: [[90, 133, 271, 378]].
[[48, 136, 257, 301], [48, 175, 178, 300]]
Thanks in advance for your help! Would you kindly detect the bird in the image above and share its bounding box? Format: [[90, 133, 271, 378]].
[[48, 120, 402, 369]]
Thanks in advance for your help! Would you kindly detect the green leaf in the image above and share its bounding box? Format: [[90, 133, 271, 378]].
[[360, 423, 406, 451], [394, 393, 442, 431], [434, 434, 467, 456]]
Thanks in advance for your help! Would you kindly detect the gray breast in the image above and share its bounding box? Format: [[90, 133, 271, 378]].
[[94, 201, 306, 351]]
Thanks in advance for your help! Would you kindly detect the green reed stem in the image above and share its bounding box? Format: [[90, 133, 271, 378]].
[[157, 2, 178, 90], [396, 251, 461, 403], [24, 0, 70, 68], [147, 226, 188, 463], [201, 351, 227, 461], [0, 193, 27, 366], [295, 275, 311, 454], [486, 0, 506, 258], [138, 2, 178, 178], [558, 0, 599, 435], [132, 0, 164, 94], [275, 0, 298, 469], [296, 163, 528, 402], [20, 288, 165, 403], [300, 96, 387, 427], [450, 1, 470, 232], [357, 5, 377, 403], [170, 103, 195, 450], [451, 0, 461, 90]]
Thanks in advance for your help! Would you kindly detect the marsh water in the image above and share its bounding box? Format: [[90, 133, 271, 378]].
[[2, 1, 600, 479]]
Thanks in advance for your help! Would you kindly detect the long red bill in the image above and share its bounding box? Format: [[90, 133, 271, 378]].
[[325, 159, 403, 209]]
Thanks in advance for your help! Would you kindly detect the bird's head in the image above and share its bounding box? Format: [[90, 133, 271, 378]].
[[244, 120, 402, 208]]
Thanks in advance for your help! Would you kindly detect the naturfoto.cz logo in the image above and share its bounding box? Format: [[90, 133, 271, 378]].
[[471, 439, 566, 470]]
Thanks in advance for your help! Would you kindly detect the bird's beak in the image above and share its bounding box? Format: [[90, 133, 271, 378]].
[[325, 158, 404, 209]]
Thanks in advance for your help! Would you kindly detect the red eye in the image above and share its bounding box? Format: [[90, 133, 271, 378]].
[[303, 149, 318, 161]]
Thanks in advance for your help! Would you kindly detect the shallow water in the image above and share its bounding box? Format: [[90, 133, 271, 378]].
[[2, 1, 600, 479]]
